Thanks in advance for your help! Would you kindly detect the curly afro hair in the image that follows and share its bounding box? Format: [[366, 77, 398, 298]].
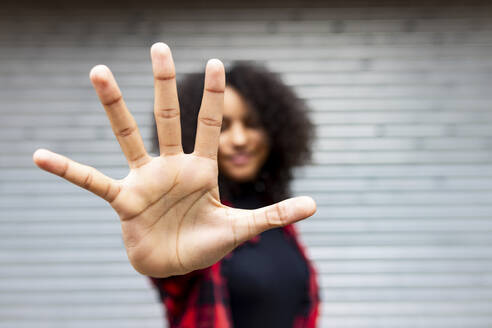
[[151, 61, 315, 204]]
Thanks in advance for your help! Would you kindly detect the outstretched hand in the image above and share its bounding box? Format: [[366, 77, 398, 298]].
[[32, 43, 316, 278]]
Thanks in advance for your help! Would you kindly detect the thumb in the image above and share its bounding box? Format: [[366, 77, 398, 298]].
[[228, 196, 317, 246]]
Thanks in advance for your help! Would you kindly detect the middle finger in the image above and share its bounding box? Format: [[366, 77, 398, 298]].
[[151, 43, 183, 156]]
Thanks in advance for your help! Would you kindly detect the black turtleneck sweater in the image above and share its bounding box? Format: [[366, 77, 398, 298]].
[[221, 183, 310, 328]]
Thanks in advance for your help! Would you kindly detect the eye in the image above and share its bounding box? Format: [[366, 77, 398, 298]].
[[245, 116, 261, 128], [220, 118, 230, 132]]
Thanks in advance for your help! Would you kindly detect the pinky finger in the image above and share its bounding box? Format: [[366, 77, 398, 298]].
[[33, 148, 120, 203]]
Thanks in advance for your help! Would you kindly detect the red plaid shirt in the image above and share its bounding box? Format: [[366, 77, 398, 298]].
[[149, 202, 320, 328]]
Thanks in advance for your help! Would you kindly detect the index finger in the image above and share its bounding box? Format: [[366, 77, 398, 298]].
[[193, 59, 225, 160]]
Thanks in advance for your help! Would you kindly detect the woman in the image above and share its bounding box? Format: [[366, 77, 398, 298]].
[[150, 61, 320, 328], [32, 42, 319, 327]]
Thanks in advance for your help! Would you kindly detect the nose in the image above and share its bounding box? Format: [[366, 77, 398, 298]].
[[230, 122, 247, 147]]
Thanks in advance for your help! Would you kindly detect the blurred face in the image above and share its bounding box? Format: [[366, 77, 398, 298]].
[[218, 87, 270, 183]]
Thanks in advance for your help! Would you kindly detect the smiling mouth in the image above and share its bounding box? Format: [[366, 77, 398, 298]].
[[229, 153, 250, 165]]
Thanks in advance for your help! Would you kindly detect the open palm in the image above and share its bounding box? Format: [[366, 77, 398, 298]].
[[32, 43, 316, 278]]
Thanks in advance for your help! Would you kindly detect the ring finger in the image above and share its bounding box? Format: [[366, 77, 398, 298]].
[[90, 65, 150, 169]]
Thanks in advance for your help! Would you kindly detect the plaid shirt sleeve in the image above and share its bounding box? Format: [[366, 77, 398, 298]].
[[149, 224, 320, 328], [285, 224, 321, 328], [149, 262, 232, 328]]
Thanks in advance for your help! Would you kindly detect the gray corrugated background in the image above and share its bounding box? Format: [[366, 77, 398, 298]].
[[2, 1, 492, 327]]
